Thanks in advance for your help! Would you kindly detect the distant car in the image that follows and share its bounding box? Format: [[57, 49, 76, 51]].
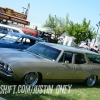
[[0, 42, 100, 87], [8, 24, 38, 37], [21, 28, 38, 37], [0, 23, 24, 38], [0, 32, 44, 50]]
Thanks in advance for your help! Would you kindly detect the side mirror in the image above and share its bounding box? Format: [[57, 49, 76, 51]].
[[65, 60, 69, 64]]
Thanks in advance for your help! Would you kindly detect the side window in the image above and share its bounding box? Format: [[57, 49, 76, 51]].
[[25, 38, 30, 43], [16, 38, 23, 44], [59, 52, 73, 63], [75, 53, 86, 64], [8, 28, 13, 32], [3, 27, 8, 34], [0, 26, 3, 32], [16, 37, 26, 44], [21, 38, 36, 46], [0, 26, 2, 32], [44, 47, 60, 61], [30, 39, 36, 45], [0, 26, 8, 34], [7, 28, 11, 32], [86, 54, 100, 64]]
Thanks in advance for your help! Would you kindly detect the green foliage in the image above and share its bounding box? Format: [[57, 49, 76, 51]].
[[66, 18, 96, 43], [43, 14, 67, 38], [44, 14, 97, 43]]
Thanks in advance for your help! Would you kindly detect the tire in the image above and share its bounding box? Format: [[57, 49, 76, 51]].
[[85, 75, 97, 87], [22, 72, 39, 86]]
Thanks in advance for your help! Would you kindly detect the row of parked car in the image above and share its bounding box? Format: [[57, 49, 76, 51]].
[[0, 23, 44, 50], [0, 24, 100, 87], [0, 32, 44, 50]]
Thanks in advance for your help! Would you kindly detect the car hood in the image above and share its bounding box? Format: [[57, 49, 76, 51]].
[[0, 48, 49, 64], [0, 39, 13, 44]]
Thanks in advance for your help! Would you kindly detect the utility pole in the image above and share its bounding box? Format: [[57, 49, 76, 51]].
[[94, 21, 100, 43], [22, 7, 26, 14]]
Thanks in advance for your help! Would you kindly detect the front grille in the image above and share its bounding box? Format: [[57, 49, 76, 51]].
[[0, 61, 12, 75]]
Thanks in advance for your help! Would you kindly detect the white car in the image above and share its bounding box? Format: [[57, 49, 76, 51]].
[[0, 23, 24, 38]]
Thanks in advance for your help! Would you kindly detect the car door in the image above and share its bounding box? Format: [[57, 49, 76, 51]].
[[2, 43, 20, 49], [86, 54, 100, 77], [73, 53, 92, 81], [52, 51, 75, 82]]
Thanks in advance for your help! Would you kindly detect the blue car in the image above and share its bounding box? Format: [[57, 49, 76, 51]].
[[0, 32, 44, 50]]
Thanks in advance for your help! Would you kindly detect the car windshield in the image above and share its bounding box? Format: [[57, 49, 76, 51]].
[[1, 33, 20, 43], [27, 43, 61, 61], [86, 53, 100, 64]]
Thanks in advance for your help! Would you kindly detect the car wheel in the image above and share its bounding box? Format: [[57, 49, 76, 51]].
[[85, 75, 97, 87], [23, 72, 39, 86]]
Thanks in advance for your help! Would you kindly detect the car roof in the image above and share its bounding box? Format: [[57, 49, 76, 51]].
[[0, 23, 23, 33], [6, 32, 43, 41], [40, 42, 100, 55]]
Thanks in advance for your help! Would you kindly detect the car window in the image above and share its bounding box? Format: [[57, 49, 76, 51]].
[[21, 38, 36, 46], [59, 52, 73, 63], [0, 26, 3, 33], [27, 43, 61, 61], [3, 28, 8, 34], [86, 54, 100, 64], [43, 47, 60, 61], [8, 28, 13, 32], [0, 26, 8, 34], [75, 53, 86, 64], [16, 37, 23, 44]]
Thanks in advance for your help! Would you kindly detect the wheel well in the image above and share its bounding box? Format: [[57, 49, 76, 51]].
[[87, 74, 98, 80], [96, 75, 98, 80], [92, 74, 98, 80], [37, 72, 42, 83], [84, 74, 98, 86]]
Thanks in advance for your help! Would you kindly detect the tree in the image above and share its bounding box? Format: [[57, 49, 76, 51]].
[[44, 15, 96, 44], [43, 14, 67, 38], [66, 18, 97, 43]]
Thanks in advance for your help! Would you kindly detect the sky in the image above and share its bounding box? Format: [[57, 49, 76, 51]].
[[0, 0, 100, 32]]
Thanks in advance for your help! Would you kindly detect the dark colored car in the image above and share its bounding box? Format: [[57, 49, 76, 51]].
[[0, 32, 44, 50]]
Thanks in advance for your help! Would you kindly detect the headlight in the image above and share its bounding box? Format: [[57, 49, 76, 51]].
[[4, 65, 7, 70], [3, 64, 8, 70], [8, 66, 12, 72], [4, 64, 12, 73]]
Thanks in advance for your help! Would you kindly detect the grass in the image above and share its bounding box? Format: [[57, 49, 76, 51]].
[[0, 79, 100, 100]]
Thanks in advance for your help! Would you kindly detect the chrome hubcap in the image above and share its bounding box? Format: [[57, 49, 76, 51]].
[[25, 73, 38, 86], [87, 75, 96, 86]]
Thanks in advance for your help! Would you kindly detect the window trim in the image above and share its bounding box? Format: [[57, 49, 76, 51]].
[[58, 51, 74, 64], [73, 53, 87, 64]]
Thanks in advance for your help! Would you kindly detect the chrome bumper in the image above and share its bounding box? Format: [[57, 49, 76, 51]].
[[0, 70, 13, 81]]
